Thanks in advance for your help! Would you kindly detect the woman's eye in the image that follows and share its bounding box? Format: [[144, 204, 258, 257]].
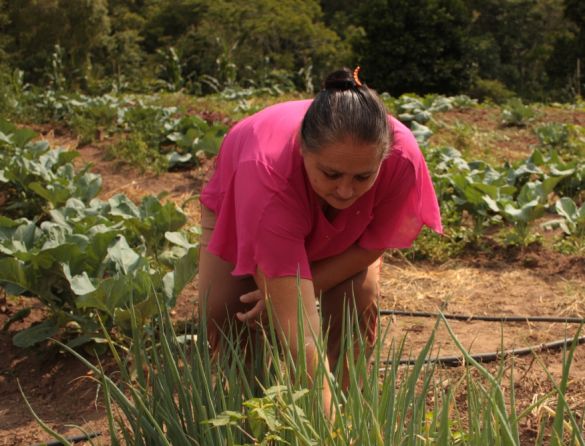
[[355, 175, 371, 182], [324, 171, 341, 179]]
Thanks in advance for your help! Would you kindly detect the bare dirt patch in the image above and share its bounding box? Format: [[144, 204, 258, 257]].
[[430, 105, 585, 163]]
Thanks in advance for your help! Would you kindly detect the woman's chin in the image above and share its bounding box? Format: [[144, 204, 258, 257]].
[[326, 197, 356, 210]]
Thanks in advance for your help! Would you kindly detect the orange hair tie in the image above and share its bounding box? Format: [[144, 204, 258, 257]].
[[353, 66, 363, 87]]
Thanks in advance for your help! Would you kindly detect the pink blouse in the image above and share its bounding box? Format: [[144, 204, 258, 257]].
[[200, 100, 442, 279]]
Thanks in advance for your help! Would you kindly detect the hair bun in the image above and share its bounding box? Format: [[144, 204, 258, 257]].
[[324, 68, 357, 91]]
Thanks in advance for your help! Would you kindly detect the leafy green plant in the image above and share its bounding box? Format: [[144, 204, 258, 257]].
[[501, 99, 536, 127], [107, 133, 169, 174], [544, 197, 585, 254], [0, 194, 198, 348], [26, 299, 584, 445], [165, 115, 227, 168], [535, 123, 570, 152], [0, 120, 101, 219], [499, 178, 563, 247], [0, 125, 198, 346], [66, 96, 120, 145], [549, 197, 585, 236]]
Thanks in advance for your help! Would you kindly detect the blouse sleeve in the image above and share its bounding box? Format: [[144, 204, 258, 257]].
[[208, 160, 312, 279], [358, 143, 443, 250]]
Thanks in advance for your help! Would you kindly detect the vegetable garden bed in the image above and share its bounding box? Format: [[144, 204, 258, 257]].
[[1, 94, 584, 445]]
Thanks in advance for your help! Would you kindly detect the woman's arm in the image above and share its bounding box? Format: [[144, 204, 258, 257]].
[[241, 268, 333, 416], [236, 244, 384, 326], [311, 244, 385, 296]]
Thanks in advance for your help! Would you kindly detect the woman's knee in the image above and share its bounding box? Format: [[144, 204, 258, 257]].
[[350, 261, 381, 305]]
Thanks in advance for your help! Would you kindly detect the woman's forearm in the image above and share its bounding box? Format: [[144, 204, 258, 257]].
[[311, 244, 384, 296], [254, 269, 333, 415]]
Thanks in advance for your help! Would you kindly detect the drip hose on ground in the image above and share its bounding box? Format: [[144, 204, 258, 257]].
[[31, 432, 101, 446], [379, 335, 585, 369], [378, 309, 585, 324]]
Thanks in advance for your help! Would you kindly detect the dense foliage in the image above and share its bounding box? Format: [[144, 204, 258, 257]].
[[0, 120, 199, 348], [0, 0, 583, 101]]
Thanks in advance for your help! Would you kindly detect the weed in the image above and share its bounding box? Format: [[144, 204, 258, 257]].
[[106, 133, 168, 174], [501, 99, 537, 127]]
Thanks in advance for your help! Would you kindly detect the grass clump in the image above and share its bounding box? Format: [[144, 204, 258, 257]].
[[22, 288, 585, 445]]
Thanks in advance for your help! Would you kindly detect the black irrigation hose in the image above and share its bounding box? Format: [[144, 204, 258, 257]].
[[31, 432, 101, 446], [379, 309, 585, 324], [380, 335, 585, 369]]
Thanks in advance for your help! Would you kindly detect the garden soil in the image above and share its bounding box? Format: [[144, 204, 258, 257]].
[[1, 112, 584, 445]]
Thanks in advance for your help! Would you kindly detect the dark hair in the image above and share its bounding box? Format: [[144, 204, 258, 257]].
[[300, 68, 390, 157]]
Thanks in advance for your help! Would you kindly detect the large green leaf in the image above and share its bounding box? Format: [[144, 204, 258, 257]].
[[28, 182, 71, 207], [12, 128, 39, 149], [12, 319, 59, 348], [163, 247, 198, 306], [556, 197, 577, 222], [107, 236, 142, 274], [62, 264, 97, 295]]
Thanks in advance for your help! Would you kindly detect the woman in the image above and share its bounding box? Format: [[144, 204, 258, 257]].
[[198, 67, 442, 409]]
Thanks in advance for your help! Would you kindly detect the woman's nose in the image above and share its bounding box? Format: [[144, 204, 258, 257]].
[[336, 179, 354, 199]]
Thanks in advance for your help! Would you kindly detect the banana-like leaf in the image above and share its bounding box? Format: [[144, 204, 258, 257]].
[[12, 319, 59, 348]]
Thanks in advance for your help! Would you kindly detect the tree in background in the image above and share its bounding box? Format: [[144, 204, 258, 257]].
[[0, 0, 10, 65], [546, 0, 585, 99], [468, 0, 572, 101], [6, 0, 110, 89], [101, 0, 148, 91], [350, 0, 473, 96], [0, 0, 582, 100]]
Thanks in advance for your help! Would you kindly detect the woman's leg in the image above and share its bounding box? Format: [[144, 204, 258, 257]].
[[198, 205, 257, 350], [319, 258, 381, 389]]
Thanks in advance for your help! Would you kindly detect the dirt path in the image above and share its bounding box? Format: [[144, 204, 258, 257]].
[[1, 132, 584, 445]]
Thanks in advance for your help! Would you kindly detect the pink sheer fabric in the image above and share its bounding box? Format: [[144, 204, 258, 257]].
[[200, 100, 442, 279]]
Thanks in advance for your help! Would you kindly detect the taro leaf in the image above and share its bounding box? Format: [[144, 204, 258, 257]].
[[414, 110, 432, 124], [107, 236, 142, 275], [62, 264, 96, 295], [141, 196, 186, 232], [112, 273, 163, 330], [76, 276, 133, 315], [163, 247, 198, 305], [165, 231, 197, 249], [556, 197, 577, 223], [12, 319, 59, 348], [12, 128, 38, 148], [40, 221, 71, 247], [13, 221, 39, 250], [0, 128, 13, 144], [195, 125, 225, 156], [541, 175, 566, 195], [108, 194, 141, 219], [74, 172, 102, 202], [167, 152, 192, 168], [504, 200, 545, 223], [76, 277, 119, 314], [517, 182, 543, 205], [166, 131, 184, 142], [410, 121, 433, 145], [472, 183, 499, 199], [178, 127, 200, 149], [55, 149, 79, 168], [482, 196, 500, 212], [0, 257, 30, 291], [28, 182, 71, 207]]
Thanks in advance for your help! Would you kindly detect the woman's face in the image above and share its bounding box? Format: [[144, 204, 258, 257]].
[[302, 137, 383, 210]]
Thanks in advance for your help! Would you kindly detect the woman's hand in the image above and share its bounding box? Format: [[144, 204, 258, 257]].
[[236, 289, 266, 327]]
